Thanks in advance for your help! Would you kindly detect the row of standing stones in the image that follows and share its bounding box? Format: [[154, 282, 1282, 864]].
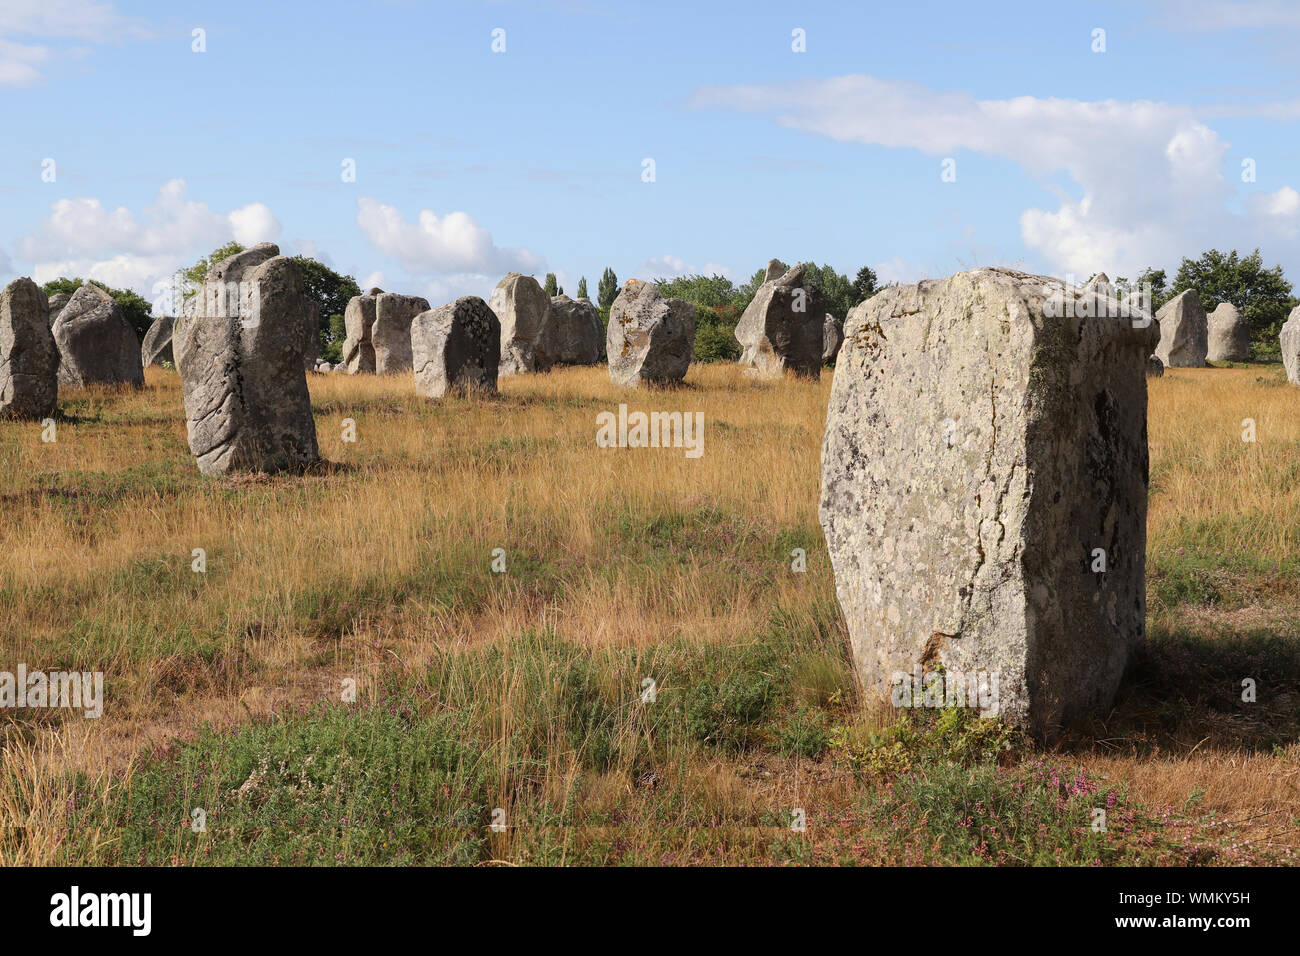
[[4, 250, 1300, 737]]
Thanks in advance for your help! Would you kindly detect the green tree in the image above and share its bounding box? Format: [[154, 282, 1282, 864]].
[[852, 266, 878, 305], [801, 262, 855, 320], [173, 243, 360, 361], [1115, 268, 1171, 314], [577, 276, 588, 299], [732, 262, 857, 316], [654, 273, 738, 308], [40, 277, 153, 341], [41, 277, 85, 297], [544, 273, 559, 297], [180, 240, 245, 296], [289, 256, 361, 363], [733, 268, 767, 312], [693, 318, 742, 363], [652, 273, 745, 363], [598, 267, 618, 309], [1171, 249, 1295, 354]]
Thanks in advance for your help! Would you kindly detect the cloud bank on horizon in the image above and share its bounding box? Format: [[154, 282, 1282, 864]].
[[688, 74, 1300, 280], [3, 0, 1300, 313]]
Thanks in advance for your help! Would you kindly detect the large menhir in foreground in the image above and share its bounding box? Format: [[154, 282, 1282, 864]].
[[174, 243, 320, 476], [820, 268, 1159, 738]]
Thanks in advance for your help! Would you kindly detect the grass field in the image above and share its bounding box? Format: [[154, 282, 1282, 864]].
[[1, 362, 1298, 866]]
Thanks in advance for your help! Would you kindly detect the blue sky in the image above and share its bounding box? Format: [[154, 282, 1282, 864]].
[[2, 0, 1300, 313]]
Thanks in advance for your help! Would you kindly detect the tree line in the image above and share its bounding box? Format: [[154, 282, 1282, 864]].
[[35, 246, 1298, 366], [1107, 249, 1294, 357]]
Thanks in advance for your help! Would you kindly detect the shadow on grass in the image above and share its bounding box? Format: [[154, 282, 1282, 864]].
[[1061, 623, 1300, 756]]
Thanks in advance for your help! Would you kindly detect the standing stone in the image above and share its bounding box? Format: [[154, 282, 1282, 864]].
[[342, 289, 381, 374], [607, 280, 696, 388], [411, 296, 500, 398], [52, 284, 144, 388], [1281, 305, 1300, 385], [488, 273, 551, 375], [173, 243, 319, 476], [764, 258, 789, 282], [823, 314, 844, 364], [539, 295, 603, 367], [302, 318, 320, 372], [735, 262, 824, 378], [371, 292, 430, 374], [1207, 302, 1250, 362], [142, 315, 175, 367], [819, 268, 1158, 738], [46, 292, 70, 327], [1153, 290, 1208, 367], [1, 278, 58, 420], [1084, 272, 1113, 298]]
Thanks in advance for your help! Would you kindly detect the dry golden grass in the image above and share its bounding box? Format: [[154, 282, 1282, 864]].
[[1147, 364, 1300, 565], [1, 359, 1298, 863], [0, 363, 831, 785]]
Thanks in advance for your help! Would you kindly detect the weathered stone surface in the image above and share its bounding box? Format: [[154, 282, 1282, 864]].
[[411, 296, 500, 398], [539, 295, 603, 367], [488, 273, 551, 376], [302, 320, 320, 372], [1084, 272, 1113, 298], [173, 244, 319, 476], [1207, 302, 1250, 362], [1147, 355, 1165, 377], [607, 280, 696, 387], [764, 258, 789, 282], [819, 268, 1158, 738], [1282, 305, 1300, 385], [142, 315, 175, 367], [209, 242, 280, 285], [342, 290, 380, 374], [1154, 290, 1208, 367], [46, 292, 70, 326], [371, 292, 430, 374], [52, 284, 144, 388], [823, 313, 844, 364], [735, 262, 824, 378], [1, 278, 58, 420]]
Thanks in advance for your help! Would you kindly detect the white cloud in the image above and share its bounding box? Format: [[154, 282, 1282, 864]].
[[639, 254, 689, 279], [1197, 100, 1300, 120], [229, 203, 281, 246], [18, 179, 275, 261], [31, 253, 178, 300], [1151, 0, 1300, 31], [292, 240, 333, 267], [356, 198, 540, 278], [637, 254, 733, 281], [690, 74, 1296, 278], [1247, 186, 1300, 239], [3, 0, 145, 38], [16, 179, 283, 311], [0, 0, 147, 87], [419, 274, 502, 307], [0, 246, 13, 283], [872, 257, 917, 286], [0, 38, 48, 86]]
